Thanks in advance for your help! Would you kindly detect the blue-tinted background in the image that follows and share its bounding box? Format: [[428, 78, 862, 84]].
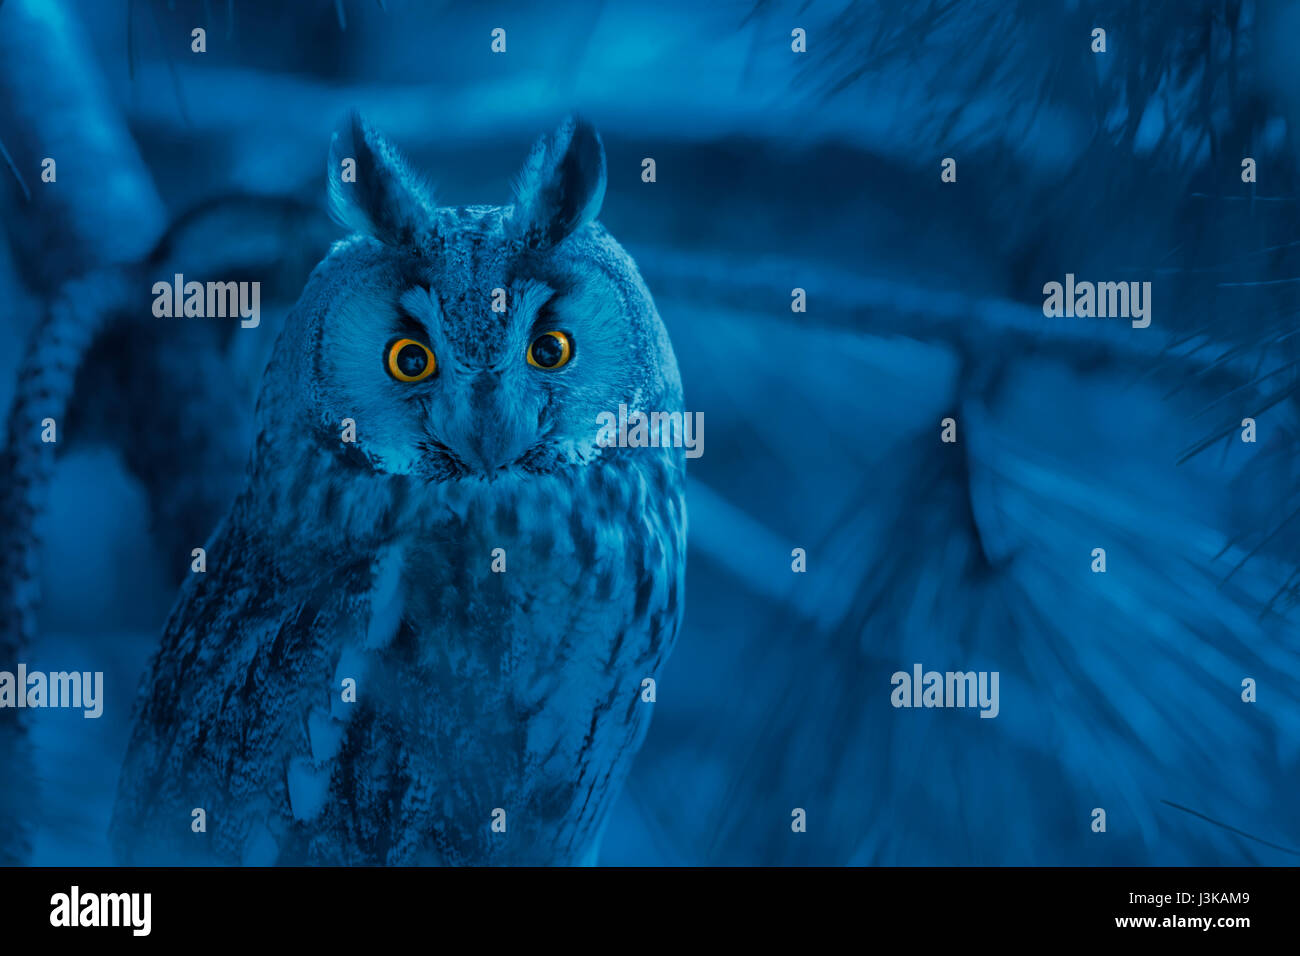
[[2, 0, 1299, 865]]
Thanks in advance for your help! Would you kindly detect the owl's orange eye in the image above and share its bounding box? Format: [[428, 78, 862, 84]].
[[527, 330, 573, 370], [385, 338, 436, 382]]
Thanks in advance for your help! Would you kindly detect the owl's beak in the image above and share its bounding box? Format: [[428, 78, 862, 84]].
[[462, 426, 533, 472]]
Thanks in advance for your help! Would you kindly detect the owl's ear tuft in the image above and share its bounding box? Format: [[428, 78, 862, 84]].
[[508, 116, 607, 248], [327, 113, 435, 247]]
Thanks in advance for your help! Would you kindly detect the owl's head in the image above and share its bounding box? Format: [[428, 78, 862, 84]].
[[261, 115, 681, 483]]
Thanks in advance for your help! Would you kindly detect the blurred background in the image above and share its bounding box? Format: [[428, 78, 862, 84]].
[[2, 0, 1300, 865]]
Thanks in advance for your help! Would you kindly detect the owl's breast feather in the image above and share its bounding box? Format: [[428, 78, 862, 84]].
[[113, 452, 685, 865]]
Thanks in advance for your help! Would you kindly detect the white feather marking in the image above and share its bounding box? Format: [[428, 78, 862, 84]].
[[286, 756, 332, 823], [365, 545, 406, 650]]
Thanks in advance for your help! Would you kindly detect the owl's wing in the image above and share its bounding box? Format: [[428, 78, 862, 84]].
[[109, 510, 372, 865], [1, 196, 330, 865]]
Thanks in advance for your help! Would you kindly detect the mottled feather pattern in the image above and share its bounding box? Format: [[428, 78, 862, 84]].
[[113, 446, 684, 865]]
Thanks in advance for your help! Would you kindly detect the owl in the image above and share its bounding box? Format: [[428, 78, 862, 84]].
[[109, 115, 688, 866]]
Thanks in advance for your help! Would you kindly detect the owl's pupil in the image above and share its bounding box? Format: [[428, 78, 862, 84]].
[[531, 334, 564, 368], [396, 343, 427, 377]]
